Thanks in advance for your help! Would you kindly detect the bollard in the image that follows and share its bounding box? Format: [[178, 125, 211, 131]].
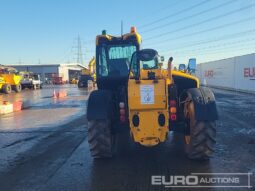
[[13, 101, 23, 112], [58, 90, 67, 98], [0, 102, 13, 115]]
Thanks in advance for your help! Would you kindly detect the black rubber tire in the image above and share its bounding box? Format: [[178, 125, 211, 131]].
[[3, 84, 12, 94], [184, 100, 216, 160], [87, 119, 113, 158], [14, 84, 22, 92]]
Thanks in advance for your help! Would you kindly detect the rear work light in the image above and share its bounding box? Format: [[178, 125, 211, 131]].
[[120, 108, 125, 115], [170, 114, 177, 121], [170, 100, 177, 121], [170, 107, 176, 113], [130, 26, 137, 33]]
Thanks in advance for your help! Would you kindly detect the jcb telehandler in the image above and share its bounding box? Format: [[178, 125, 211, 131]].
[[0, 66, 22, 94], [87, 27, 218, 160]]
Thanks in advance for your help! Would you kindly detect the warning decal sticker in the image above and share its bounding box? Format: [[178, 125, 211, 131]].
[[140, 85, 154, 104]]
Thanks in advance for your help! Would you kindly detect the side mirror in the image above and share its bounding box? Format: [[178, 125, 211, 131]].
[[188, 58, 196, 73], [178, 64, 186, 72], [160, 56, 164, 62]]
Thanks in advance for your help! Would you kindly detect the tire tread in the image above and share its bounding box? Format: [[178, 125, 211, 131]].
[[87, 120, 112, 158]]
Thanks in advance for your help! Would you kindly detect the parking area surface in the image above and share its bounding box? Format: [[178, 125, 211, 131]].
[[0, 86, 254, 191]]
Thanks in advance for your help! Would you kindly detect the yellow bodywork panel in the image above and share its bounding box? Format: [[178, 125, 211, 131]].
[[96, 32, 141, 46], [122, 32, 142, 44], [96, 34, 113, 45], [128, 79, 167, 110], [0, 77, 5, 89], [172, 70, 200, 88], [128, 79, 169, 146], [88, 57, 96, 81], [129, 110, 169, 146], [0, 74, 21, 85], [140, 69, 164, 80], [88, 57, 96, 74]]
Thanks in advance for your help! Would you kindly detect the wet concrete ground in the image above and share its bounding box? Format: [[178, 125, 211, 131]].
[[0, 86, 254, 191]]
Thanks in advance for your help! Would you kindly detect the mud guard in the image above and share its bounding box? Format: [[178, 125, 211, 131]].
[[184, 87, 218, 121], [87, 90, 113, 121]]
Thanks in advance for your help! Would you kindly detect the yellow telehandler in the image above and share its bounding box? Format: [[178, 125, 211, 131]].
[[87, 27, 218, 160], [0, 66, 22, 94]]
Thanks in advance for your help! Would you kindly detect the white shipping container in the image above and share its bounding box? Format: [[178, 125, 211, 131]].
[[197, 53, 255, 93], [235, 54, 255, 92]]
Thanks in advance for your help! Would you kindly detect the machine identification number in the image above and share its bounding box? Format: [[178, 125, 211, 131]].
[[140, 85, 154, 104]]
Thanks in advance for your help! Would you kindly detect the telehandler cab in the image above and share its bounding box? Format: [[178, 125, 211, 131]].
[[87, 27, 218, 160]]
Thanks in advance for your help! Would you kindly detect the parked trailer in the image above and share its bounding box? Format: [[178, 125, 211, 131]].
[[196, 53, 255, 94]]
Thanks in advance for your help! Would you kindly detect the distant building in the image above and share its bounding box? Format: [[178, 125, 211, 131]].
[[4, 63, 86, 82]]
